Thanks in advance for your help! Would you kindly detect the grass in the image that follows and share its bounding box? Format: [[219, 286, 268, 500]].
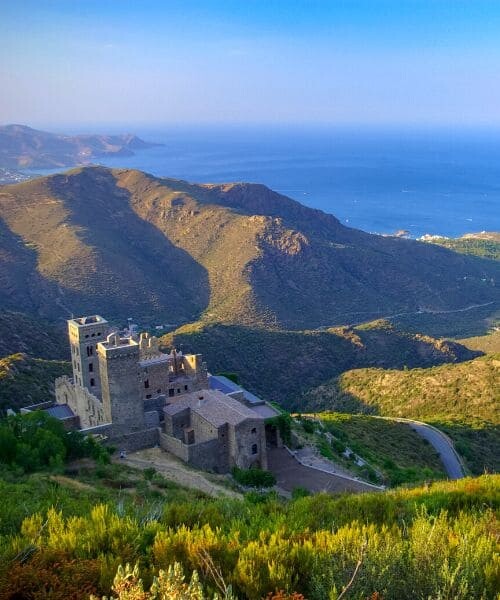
[[0, 467, 498, 599], [0, 459, 203, 537], [459, 328, 500, 353]]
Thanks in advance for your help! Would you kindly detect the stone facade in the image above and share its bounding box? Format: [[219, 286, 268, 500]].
[[67, 315, 109, 398], [162, 389, 268, 472], [55, 375, 105, 428], [54, 314, 276, 473]]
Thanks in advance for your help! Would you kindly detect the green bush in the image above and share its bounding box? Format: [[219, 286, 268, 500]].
[[0, 411, 109, 473], [232, 466, 276, 488], [267, 413, 293, 445], [301, 418, 316, 434]]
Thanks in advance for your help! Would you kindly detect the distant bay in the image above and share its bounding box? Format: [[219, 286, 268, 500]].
[[34, 125, 500, 238]]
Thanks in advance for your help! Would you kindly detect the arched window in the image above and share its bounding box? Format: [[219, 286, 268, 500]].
[[251, 444, 258, 455]]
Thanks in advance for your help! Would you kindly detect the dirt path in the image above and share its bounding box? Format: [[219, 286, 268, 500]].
[[118, 447, 241, 498]]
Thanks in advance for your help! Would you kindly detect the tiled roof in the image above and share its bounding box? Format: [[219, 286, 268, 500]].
[[163, 389, 263, 427]]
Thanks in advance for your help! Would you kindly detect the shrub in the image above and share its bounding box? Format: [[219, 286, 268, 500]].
[[301, 418, 316, 434], [232, 467, 276, 488], [267, 413, 293, 445]]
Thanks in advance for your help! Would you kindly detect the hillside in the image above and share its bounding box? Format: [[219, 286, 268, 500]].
[[296, 413, 446, 485], [420, 231, 500, 261], [0, 166, 498, 331], [0, 353, 70, 414], [165, 320, 479, 405], [302, 353, 500, 473], [310, 354, 499, 424], [0, 311, 68, 359], [459, 328, 500, 353], [0, 124, 158, 169]]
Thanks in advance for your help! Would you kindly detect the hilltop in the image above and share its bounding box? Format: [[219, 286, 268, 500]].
[[0, 166, 498, 330], [0, 124, 158, 169]]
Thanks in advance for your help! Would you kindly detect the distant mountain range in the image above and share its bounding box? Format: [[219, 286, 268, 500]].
[[0, 124, 159, 169], [0, 165, 497, 328]]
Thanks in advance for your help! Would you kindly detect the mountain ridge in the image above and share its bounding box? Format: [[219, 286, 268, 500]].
[[0, 165, 498, 330], [0, 124, 159, 169]]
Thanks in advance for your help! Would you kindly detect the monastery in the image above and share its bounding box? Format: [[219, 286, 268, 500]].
[[44, 315, 281, 473]]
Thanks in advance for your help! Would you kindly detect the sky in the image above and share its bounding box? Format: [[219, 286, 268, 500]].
[[1, 0, 500, 128]]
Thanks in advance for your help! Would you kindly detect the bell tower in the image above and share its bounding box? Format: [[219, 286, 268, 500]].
[[67, 315, 109, 398], [97, 332, 144, 433]]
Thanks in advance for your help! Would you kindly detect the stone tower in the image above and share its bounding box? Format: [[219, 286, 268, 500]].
[[97, 332, 144, 434], [67, 315, 109, 397]]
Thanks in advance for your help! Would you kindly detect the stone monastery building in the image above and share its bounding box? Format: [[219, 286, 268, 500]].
[[52, 315, 280, 472]]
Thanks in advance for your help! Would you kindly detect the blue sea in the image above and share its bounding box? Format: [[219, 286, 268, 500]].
[[53, 125, 500, 238]]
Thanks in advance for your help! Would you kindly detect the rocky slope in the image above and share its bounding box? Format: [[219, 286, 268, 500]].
[[0, 166, 498, 330]]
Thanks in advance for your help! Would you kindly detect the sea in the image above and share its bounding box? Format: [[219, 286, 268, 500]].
[[42, 125, 500, 238]]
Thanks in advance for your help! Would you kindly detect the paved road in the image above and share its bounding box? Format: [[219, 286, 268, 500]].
[[297, 413, 466, 481], [267, 447, 379, 494], [404, 421, 465, 479]]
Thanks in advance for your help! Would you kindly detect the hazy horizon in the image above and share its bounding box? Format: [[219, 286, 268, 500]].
[[2, 1, 500, 127]]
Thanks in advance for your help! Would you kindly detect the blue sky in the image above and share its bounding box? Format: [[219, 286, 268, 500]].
[[1, 1, 500, 127]]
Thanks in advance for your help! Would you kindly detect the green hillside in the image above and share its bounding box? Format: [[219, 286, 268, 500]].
[[302, 353, 500, 474], [0, 353, 70, 413], [165, 320, 478, 405], [308, 413, 446, 485], [0, 310, 68, 359], [421, 232, 500, 261]]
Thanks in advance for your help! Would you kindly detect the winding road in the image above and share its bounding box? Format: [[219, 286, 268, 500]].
[[371, 416, 466, 479], [298, 413, 467, 481], [394, 418, 466, 479]]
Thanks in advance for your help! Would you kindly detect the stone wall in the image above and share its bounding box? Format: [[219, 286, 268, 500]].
[[167, 408, 191, 439], [107, 427, 160, 452], [144, 410, 160, 428], [55, 376, 106, 428], [188, 438, 226, 472], [229, 418, 267, 470], [159, 431, 190, 461], [98, 339, 145, 433], [190, 411, 220, 444], [143, 395, 168, 414], [159, 432, 228, 472]]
